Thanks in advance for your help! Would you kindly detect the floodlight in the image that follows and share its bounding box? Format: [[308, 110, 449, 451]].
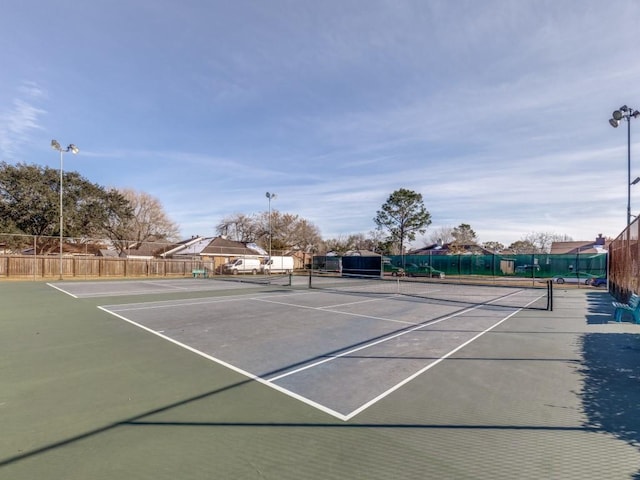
[[50, 139, 79, 280], [609, 104, 640, 226], [265, 192, 277, 258]]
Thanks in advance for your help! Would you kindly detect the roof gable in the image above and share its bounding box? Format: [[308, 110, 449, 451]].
[[201, 237, 263, 256]]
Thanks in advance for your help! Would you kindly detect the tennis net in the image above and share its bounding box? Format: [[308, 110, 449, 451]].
[[309, 272, 553, 310], [213, 273, 292, 287]]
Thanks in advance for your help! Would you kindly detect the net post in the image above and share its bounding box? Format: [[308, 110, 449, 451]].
[[547, 280, 553, 311]]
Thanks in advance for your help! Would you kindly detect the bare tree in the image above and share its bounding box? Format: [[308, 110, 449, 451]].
[[427, 226, 455, 246], [321, 235, 355, 255], [107, 188, 180, 252], [216, 213, 259, 242], [217, 210, 322, 256], [289, 218, 322, 252], [257, 210, 322, 252], [521, 232, 573, 253]]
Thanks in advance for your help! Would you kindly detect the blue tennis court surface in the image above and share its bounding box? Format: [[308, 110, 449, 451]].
[[93, 284, 537, 420]]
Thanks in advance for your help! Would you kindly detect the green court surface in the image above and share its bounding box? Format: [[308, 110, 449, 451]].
[[2, 279, 640, 479]]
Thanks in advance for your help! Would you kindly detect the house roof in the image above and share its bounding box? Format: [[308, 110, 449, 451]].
[[121, 242, 159, 258], [550, 241, 609, 255], [165, 237, 214, 256], [550, 234, 609, 254], [408, 243, 494, 255], [344, 249, 381, 257], [200, 237, 263, 256]]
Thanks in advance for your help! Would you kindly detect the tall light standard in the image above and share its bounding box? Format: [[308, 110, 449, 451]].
[[51, 140, 79, 280], [609, 105, 640, 226], [265, 192, 276, 259]]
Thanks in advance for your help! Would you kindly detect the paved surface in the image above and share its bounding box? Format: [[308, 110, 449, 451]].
[[2, 281, 640, 479], [98, 286, 546, 420]]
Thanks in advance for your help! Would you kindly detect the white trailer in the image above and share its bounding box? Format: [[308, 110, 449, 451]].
[[261, 256, 294, 274]]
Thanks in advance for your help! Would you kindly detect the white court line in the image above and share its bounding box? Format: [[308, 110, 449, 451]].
[[104, 291, 304, 312], [47, 278, 252, 298], [265, 291, 544, 420], [138, 281, 191, 290], [254, 296, 418, 326], [315, 296, 395, 309], [266, 300, 491, 383], [98, 287, 545, 421], [46, 283, 78, 298], [97, 305, 351, 421], [344, 294, 543, 420], [49, 283, 195, 298]]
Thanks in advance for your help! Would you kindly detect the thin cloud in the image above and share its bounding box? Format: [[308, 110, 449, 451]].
[[0, 82, 46, 159]]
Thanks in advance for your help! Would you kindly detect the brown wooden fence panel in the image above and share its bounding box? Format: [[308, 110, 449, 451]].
[[609, 218, 640, 300], [0, 255, 211, 280]]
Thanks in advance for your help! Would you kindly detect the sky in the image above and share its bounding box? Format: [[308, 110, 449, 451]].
[[2, 0, 640, 248]]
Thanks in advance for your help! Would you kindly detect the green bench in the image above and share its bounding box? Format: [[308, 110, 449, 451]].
[[192, 268, 208, 278], [612, 293, 640, 323]]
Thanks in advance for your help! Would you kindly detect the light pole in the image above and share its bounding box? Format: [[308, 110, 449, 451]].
[[51, 140, 79, 280], [609, 105, 640, 226], [265, 192, 276, 260]]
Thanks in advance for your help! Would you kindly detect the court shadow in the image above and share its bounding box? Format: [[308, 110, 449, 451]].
[[584, 291, 615, 324], [578, 331, 640, 478]]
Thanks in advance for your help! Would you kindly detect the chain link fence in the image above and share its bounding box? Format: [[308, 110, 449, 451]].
[[313, 252, 607, 286]]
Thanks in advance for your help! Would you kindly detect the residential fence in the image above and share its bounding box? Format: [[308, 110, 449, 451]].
[[0, 254, 212, 280], [608, 217, 639, 300], [0, 233, 288, 280]]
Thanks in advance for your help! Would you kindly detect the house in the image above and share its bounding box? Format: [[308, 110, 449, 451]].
[[286, 249, 308, 270], [343, 249, 382, 257], [408, 243, 494, 255], [97, 249, 119, 258], [550, 234, 609, 255], [119, 242, 159, 260], [159, 236, 213, 258], [122, 236, 214, 260], [199, 237, 264, 272]]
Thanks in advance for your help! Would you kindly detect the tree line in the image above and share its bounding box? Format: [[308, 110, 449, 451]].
[[217, 187, 574, 254], [0, 162, 179, 254], [1, 162, 573, 255]]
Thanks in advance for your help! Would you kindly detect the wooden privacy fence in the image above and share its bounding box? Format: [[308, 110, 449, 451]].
[[609, 218, 640, 301], [0, 255, 214, 280]]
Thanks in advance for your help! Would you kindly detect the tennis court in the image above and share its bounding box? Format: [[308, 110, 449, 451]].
[[2, 278, 640, 479], [87, 277, 546, 420]]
